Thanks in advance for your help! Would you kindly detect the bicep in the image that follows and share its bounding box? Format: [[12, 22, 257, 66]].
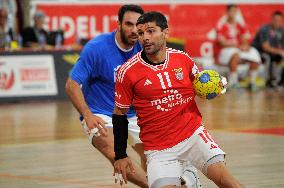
[[113, 105, 129, 115], [70, 44, 98, 85], [114, 70, 134, 108], [184, 54, 199, 81], [259, 30, 269, 44]]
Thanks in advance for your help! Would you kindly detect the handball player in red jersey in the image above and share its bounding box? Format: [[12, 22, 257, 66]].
[[112, 11, 244, 188]]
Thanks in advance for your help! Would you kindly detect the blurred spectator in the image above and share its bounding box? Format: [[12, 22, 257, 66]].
[[0, 8, 15, 49], [22, 11, 50, 49], [252, 11, 284, 88], [216, 4, 261, 91], [0, 0, 17, 36]]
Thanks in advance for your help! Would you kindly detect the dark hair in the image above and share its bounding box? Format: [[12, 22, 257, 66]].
[[118, 4, 144, 23], [136, 11, 168, 31], [272, 10, 283, 17], [227, 4, 237, 11]]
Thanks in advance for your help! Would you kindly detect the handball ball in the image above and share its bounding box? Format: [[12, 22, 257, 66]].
[[193, 70, 224, 100]]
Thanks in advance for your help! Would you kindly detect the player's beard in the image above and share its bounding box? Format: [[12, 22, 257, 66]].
[[120, 27, 136, 46], [144, 38, 165, 55]]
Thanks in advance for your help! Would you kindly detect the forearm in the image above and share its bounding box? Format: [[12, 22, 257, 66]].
[[65, 78, 93, 118], [112, 106, 130, 160], [262, 42, 283, 55]]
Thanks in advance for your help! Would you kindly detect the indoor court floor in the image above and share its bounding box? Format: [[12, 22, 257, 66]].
[[0, 88, 284, 188]]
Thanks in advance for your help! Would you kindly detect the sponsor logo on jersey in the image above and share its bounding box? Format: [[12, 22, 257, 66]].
[[144, 79, 152, 86], [173, 68, 183, 80], [150, 89, 193, 112]]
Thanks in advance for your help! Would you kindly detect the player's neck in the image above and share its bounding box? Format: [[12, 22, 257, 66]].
[[115, 31, 133, 52], [227, 17, 235, 24], [145, 47, 166, 64]]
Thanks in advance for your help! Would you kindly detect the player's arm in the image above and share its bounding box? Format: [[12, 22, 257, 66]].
[[217, 31, 238, 48], [65, 78, 107, 136], [112, 65, 135, 185], [258, 28, 284, 56], [112, 106, 135, 185], [65, 45, 107, 135], [239, 34, 250, 51], [262, 41, 284, 57]]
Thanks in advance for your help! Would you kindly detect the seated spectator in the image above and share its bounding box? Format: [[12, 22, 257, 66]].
[[0, 8, 15, 50], [252, 11, 284, 88], [216, 4, 261, 91], [22, 11, 51, 49]]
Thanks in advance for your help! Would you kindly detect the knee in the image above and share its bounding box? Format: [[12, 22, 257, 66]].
[[231, 53, 241, 63], [250, 62, 259, 69], [207, 162, 243, 188]]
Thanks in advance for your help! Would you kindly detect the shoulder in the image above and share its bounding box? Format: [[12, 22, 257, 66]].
[[86, 32, 114, 48], [259, 24, 271, 32], [82, 32, 114, 53], [167, 48, 196, 69], [167, 48, 193, 60], [116, 52, 141, 83]]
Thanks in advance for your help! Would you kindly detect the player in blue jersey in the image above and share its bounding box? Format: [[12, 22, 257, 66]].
[[66, 4, 202, 188], [65, 5, 148, 187]]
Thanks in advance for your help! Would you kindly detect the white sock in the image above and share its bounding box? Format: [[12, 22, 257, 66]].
[[250, 70, 258, 84], [228, 72, 238, 86]]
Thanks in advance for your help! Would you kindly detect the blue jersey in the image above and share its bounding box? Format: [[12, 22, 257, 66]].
[[70, 31, 142, 117]]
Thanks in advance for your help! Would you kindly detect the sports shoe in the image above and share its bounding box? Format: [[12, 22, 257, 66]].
[[180, 165, 202, 188]]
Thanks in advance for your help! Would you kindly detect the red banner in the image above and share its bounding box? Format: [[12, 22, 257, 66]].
[[36, 3, 284, 57]]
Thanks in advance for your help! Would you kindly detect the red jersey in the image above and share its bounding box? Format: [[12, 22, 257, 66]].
[[115, 48, 202, 151], [216, 22, 250, 46]]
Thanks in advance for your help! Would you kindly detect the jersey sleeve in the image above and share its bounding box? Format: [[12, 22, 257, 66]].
[[184, 53, 199, 82], [114, 67, 134, 109], [216, 24, 226, 42], [69, 43, 98, 85], [258, 26, 269, 44]]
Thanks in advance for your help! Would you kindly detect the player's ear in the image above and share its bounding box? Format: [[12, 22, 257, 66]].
[[163, 28, 169, 39], [117, 20, 122, 30]]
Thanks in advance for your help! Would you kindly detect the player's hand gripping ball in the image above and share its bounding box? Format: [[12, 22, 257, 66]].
[[193, 70, 227, 100]]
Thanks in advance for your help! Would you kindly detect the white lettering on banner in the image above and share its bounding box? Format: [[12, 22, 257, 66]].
[[77, 16, 88, 38], [60, 16, 75, 38], [103, 16, 109, 34], [90, 16, 97, 37], [46, 15, 118, 40], [51, 16, 58, 31]]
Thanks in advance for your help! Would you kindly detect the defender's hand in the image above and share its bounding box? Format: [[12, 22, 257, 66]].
[[84, 114, 108, 137]]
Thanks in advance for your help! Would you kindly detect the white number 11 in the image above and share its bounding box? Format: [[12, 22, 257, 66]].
[[157, 72, 172, 89]]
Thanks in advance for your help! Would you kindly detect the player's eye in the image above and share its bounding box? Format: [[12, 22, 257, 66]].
[[137, 31, 144, 36], [147, 29, 155, 34], [125, 21, 133, 26]]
